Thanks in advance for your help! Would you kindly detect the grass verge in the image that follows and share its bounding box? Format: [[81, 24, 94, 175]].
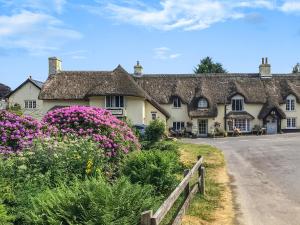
[[178, 142, 234, 225]]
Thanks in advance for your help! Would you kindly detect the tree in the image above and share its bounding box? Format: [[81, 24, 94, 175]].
[[194, 56, 227, 74], [292, 63, 300, 73]]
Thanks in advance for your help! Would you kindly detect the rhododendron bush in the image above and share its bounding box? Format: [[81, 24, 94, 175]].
[[0, 110, 45, 154], [42, 106, 140, 158]]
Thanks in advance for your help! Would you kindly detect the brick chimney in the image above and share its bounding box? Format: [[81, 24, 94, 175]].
[[49, 57, 62, 75], [133, 60, 143, 77], [259, 57, 271, 78]]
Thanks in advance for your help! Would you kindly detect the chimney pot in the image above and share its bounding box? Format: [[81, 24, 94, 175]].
[[262, 58, 265, 64], [259, 57, 271, 78], [134, 60, 143, 77], [49, 57, 62, 75]]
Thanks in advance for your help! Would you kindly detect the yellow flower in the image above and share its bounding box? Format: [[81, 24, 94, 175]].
[[85, 160, 93, 175]]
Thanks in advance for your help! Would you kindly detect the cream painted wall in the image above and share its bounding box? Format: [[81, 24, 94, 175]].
[[42, 100, 89, 115], [145, 101, 167, 125], [125, 96, 145, 125], [161, 104, 190, 128], [8, 82, 43, 119], [279, 98, 300, 129], [89, 96, 105, 108]]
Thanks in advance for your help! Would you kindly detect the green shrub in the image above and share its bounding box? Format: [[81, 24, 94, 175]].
[[122, 150, 181, 195], [26, 177, 160, 225], [144, 120, 165, 142], [0, 137, 105, 224], [148, 140, 179, 152], [0, 201, 13, 225]]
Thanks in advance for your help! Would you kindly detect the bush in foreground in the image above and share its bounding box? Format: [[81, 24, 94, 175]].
[[43, 106, 140, 160], [26, 177, 160, 225], [0, 137, 104, 224], [122, 150, 181, 195], [0, 110, 45, 154]]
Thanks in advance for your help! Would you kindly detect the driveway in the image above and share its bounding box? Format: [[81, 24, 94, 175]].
[[183, 133, 300, 225]]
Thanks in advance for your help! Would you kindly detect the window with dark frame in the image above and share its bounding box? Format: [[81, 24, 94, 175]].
[[173, 97, 181, 108], [232, 99, 244, 111], [172, 121, 185, 131], [287, 118, 296, 128], [286, 98, 295, 111], [105, 96, 124, 108], [151, 112, 157, 120]]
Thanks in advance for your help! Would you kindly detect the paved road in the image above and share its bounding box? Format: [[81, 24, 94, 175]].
[[183, 133, 300, 225]]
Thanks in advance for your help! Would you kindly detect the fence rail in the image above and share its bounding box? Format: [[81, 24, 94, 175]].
[[141, 156, 205, 225]]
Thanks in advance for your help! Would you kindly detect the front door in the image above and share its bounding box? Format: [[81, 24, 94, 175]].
[[198, 119, 208, 136], [266, 118, 277, 134]]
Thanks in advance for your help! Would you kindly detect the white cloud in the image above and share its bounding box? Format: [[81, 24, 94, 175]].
[[154, 47, 181, 60], [98, 0, 285, 31], [85, 0, 300, 31], [280, 1, 300, 13], [0, 10, 82, 55], [0, 0, 67, 14]]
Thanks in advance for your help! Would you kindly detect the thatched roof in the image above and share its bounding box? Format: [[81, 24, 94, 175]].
[[0, 83, 10, 99], [226, 111, 255, 120], [40, 65, 170, 118], [40, 65, 300, 119], [136, 73, 300, 117]]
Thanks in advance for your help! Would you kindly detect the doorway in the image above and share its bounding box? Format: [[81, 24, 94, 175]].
[[198, 119, 208, 136]]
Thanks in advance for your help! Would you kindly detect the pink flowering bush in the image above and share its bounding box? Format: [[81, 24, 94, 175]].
[[43, 106, 140, 159], [0, 110, 46, 154]]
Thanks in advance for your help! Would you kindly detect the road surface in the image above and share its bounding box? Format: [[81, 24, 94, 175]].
[[183, 133, 300, 225]]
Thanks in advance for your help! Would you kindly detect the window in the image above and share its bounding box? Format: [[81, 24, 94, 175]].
[[228, 119, 250, 132], [286, 96, 295, 111], [173, 97, 181, 108], [105, 96, 124, 108], [173, 122, 185, 131], [24, 100, 36, 109], [231, 96, 244, 111], [198, 98, 208, 108], [287, 118, 296, 128], [151, 112, 157, 120]]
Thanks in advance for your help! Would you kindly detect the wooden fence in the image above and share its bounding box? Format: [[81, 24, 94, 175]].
[[141, 156, 205, 225]]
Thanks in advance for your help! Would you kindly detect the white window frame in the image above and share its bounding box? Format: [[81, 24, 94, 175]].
[[105, 96, 124, 108], [231, 95, 244, 112], [286, 95, 296, 111], [287, 117, 297, 129], [173, 97, 181, 108], [228, 119, 250, 132], [198, 98, 208, 109], [173, 121, 185, 131], [24, 100, 37, 109]]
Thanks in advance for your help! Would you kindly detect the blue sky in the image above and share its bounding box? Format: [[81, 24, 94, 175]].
[[1, 0, 300, 89]]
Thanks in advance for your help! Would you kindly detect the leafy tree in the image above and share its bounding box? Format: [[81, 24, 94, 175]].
[[292, 63, 300, 73], [194, 57, 227, 74]]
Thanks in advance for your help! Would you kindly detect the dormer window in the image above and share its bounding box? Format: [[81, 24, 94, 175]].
[[105, 96, 124, 108], [286, 95, 296, 111], [198, 98, 208, 109], [231, 95, 244, 111], [173, 97, 181, 108]]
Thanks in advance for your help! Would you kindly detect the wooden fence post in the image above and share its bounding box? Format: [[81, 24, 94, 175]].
[[200, 166, 205, 195], [141, 210, 153, 225], [197, 156, 202, 191], [184, 169, 190, 199]]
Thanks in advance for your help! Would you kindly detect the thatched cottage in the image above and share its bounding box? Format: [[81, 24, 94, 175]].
[[39, 57, 300, 136]]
